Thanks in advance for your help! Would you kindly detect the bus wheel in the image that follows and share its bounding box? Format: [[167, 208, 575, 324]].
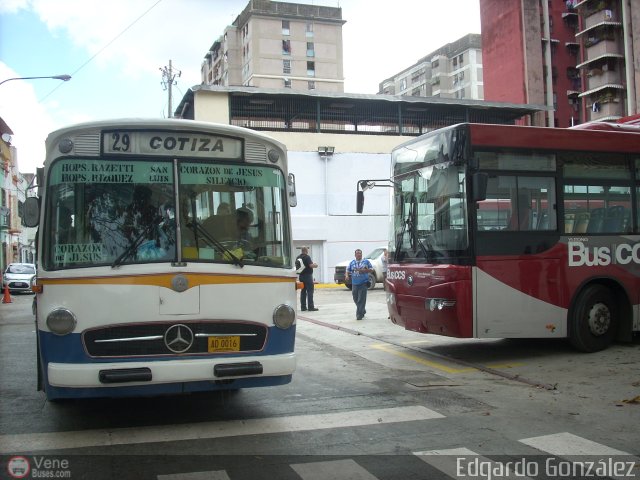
[[569, 285, 617, 352]]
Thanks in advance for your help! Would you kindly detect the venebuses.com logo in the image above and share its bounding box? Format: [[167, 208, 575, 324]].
[[6, 456, 30, 479], [5, 455, 71, 478]]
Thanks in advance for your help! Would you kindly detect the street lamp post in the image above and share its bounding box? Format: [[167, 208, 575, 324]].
[[0, 74, 72, 87]]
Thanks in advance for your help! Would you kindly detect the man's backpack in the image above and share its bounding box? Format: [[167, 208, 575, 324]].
[[295, 257, 305, 273]]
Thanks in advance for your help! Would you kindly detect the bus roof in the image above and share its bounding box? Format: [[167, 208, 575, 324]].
[[44, 118, 287, 151], [466, 122, 640, 154]]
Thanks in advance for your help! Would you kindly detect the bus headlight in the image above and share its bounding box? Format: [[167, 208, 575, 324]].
[[46, 308, 77, 335], [426, 298, 456, 312], [273, 304, 295, 329]]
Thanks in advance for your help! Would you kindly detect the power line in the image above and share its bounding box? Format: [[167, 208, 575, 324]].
[[39, 0, 164, 102]]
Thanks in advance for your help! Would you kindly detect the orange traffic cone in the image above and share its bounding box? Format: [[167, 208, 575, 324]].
[[2, 284, 11, 304]]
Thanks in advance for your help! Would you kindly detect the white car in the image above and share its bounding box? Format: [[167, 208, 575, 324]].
[[3, 263, 36, 294], [333, 246, 387, 290]]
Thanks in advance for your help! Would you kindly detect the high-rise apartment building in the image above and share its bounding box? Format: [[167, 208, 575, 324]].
[[480, 0, 639, 127], [378, 34, 483, 100], [201, 0, 345, 92], [575, 0, 639, 122]]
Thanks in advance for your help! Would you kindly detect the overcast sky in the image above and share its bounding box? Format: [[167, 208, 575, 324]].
[[0, 0, 481, 173]]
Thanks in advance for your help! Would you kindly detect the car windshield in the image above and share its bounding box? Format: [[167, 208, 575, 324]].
[[6, 265, 35, 274], [365, 248, 385, 260]]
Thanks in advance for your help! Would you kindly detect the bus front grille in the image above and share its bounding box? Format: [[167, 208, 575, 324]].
[[83, 321, 267, 357]]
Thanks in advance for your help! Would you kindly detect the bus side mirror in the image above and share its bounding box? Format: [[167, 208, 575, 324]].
[[357, 191, 365, 214], [24, 197, 40, 227], [287, 173, 297, 207], [471, 173, 488, 202]]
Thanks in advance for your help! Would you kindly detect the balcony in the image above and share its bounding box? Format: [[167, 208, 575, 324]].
[[584, 39, 621, 57], [584, 9, 618, 29], [586, 68, 622, 89], [589, 100, 624, 121]]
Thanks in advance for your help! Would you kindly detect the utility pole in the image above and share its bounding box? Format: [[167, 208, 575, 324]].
[[160, 60, 181, 118]]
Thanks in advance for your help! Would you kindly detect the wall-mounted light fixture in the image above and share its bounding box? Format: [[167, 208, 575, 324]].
[[317, 146, 335, 158]]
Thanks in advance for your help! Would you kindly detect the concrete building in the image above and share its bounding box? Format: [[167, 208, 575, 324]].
[[480, 0, 639, 127], [575, 0, 639, 122], [0, 118, 36, 272], [378, 34, 483, 101], [176, 86, 542, 283], [200, 0, 345, 93]]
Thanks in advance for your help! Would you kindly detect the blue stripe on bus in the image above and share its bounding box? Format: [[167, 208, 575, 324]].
[[43, 375, 293, 400], [38, 325, 296, 363]]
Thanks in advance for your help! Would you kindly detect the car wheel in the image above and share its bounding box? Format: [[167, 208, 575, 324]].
[[367, 273, 376, 290]]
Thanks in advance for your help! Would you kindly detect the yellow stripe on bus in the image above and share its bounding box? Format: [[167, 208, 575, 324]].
[[37, 273, 295, 289]]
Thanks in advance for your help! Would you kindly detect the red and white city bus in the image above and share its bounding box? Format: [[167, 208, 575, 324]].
[[360, 118, 640, 352]]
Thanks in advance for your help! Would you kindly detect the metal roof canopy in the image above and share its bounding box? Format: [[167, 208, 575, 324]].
[[176, 85, 546, 136]]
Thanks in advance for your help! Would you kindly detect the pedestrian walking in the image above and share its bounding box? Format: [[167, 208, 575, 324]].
[[296, 246, 318, 311], [346, 248, 373, 320]]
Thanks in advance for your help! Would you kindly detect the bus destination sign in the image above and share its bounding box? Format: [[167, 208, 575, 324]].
[[102, 130, 242, 160]]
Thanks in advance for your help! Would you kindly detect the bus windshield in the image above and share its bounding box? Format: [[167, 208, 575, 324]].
[[44, 158, 290, 270], [391, 130, 468, 262]]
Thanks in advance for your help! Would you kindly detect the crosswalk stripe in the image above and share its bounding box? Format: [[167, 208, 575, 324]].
[[414, 448, 536, 480], [0, 405, 444, 453], [519, 432, 631, 456], [290, 459, 379, 480], [157, 471, 230, 480]]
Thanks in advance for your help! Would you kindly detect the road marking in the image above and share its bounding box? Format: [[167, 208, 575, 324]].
[[371, 344, 475, 373], [415, 447, 539, 480], [520, 432, 632, 455], [0, 405, 444, 453], [158, 471, 230, 480], [291, 459, 379, 480], [371, 344, 523, 373]]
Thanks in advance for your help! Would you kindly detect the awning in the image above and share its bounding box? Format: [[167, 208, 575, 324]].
[[578, 83, 624, 97], [576, 53, 624, 68], [576, 21, 622, 37]]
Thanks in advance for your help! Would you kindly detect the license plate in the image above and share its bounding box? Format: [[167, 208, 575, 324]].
[[208, 336, 240, 352]]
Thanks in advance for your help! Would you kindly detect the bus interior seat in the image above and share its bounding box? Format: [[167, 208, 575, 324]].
[[602, 206, 630, 233], [573, 212, 590, 233], [564, 213, 575, 233], [586, 208, 605, 233]]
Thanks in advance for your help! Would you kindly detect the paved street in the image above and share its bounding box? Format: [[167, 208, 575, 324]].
[[0, 287, 639, 479]]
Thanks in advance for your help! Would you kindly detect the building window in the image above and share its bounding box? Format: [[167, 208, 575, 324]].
[[283, 59, 291, 74], [308, 80, 316, 90], [282, 39, 291, 55], [284, 78, 291, 88], [306, 22, 314, 37], [282, 20, 290, 35], [400, 78, 407, 90], [307, 61, 315, 77], [307, 42, 315, 57]]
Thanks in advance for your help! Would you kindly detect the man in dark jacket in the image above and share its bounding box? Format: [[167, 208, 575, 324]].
[[296, 246, 318, 311]]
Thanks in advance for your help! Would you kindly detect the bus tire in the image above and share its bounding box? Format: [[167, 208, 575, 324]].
[[569, 285, 618, 352]]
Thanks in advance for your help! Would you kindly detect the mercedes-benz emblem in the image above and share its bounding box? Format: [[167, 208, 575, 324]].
[[164, 324, 194, 353]]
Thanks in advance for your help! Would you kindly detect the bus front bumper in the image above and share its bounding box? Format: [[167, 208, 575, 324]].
[[47, 353, 296, 388]]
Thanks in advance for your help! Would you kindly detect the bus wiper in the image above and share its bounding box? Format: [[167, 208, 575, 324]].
[[112, 217, 163, 268], [187, 220, 244, 268]]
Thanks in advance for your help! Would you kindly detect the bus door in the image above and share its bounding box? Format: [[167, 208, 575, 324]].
[[474, 176, 565, 338]]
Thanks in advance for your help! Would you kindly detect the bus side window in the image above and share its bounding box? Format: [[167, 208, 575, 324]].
[[586, 208, 605, 233]]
